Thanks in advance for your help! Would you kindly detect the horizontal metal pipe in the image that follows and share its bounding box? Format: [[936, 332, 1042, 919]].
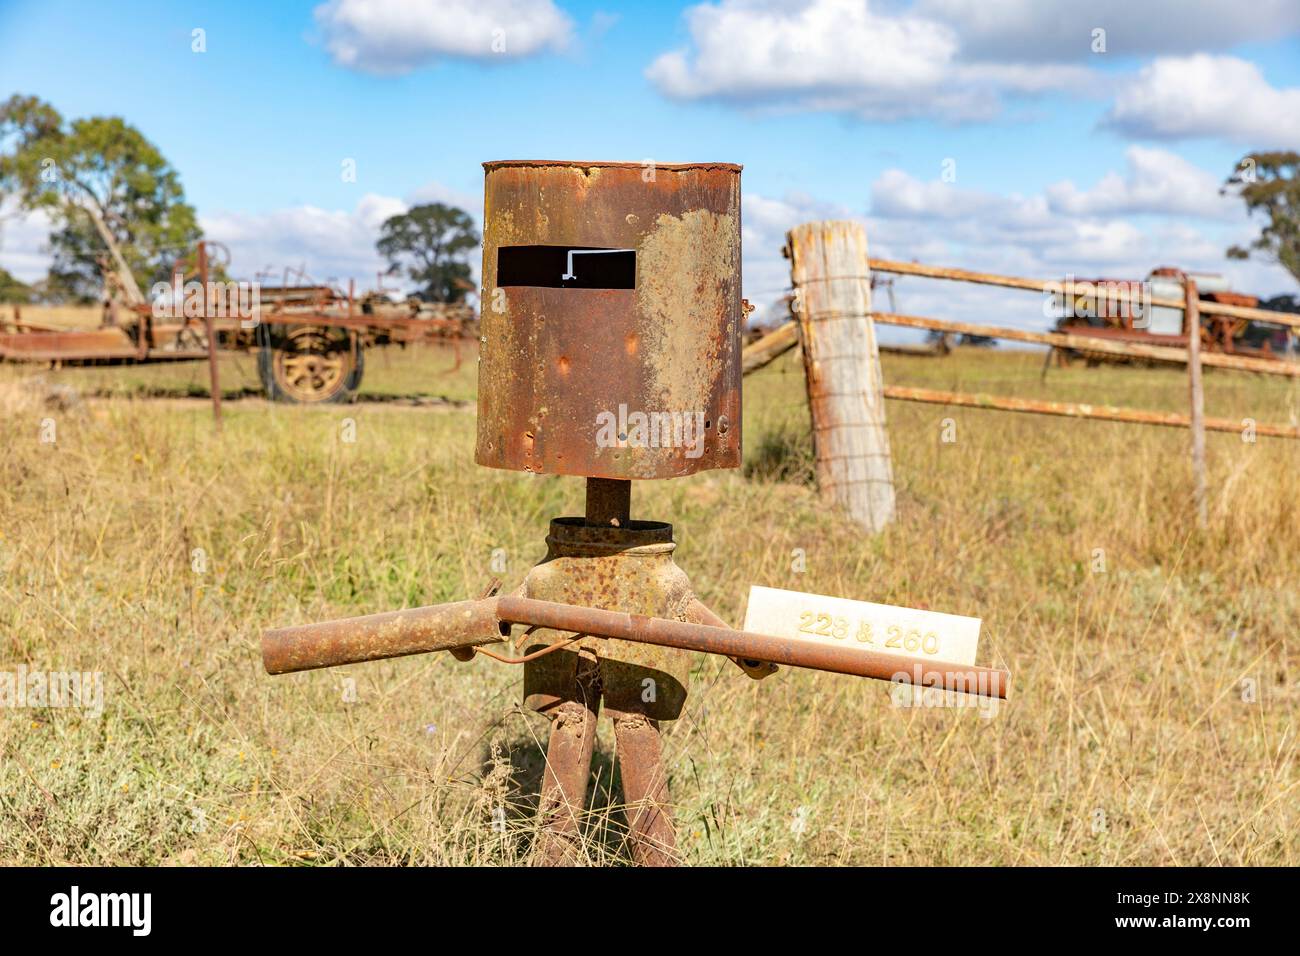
[[263, 595, 1011, 699], [262, 598, 505, 674], [497, 596, 1009, 699]]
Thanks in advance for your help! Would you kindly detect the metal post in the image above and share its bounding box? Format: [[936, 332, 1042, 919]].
[[198, 241, 223, 429], [531, 648, 601, 866], [262, 596, 1012, 697], [1186, 278, 1207, 528], [585, 477, 631, 527], [608, 708, 677, 865]]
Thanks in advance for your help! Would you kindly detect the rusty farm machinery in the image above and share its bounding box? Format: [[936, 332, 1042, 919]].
[[0, 240, 474, 404]]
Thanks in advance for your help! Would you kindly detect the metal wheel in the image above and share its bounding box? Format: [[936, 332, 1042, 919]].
[[260, 326, 363, 403]]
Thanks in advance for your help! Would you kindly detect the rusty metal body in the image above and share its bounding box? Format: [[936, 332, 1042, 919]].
[[260, 160, 1014, 865], [519, 516, 693, 864], [532, 644, 603, 865], [521, 518, 693, 721], [476, 160, 743, 479], [261, 513, 1011, 862], [467, 162, 743, 861], [1053, 269, 1294, 364], [263, 598, 505, 675]]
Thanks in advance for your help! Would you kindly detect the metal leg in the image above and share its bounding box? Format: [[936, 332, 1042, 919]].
[[531, 650, 600, 866], [609, 708, 678, 866]]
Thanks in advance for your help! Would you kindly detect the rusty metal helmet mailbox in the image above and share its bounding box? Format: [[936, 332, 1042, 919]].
[[476, 160, 743, 480], [261, 158, 1014, 867]]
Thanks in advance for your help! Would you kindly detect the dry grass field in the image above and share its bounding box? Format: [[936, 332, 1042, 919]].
[[1, 343, 1296, 865]]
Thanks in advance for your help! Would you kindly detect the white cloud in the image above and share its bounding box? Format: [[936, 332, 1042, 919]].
[[0, 204, 55, 284], [646, 0, 1100, 122], [407, 179, 482, 214], [1105, 54, 1300, 146], [314, 0, 573, 74], [1045, 147, 1237, 220], [867, 166, 1226, 271], [869, 169, 1030, 221], [916, 0, 1300, 62], [201, 193, 408, 284], [689, 144, 1295, 337], [848, 165, 1298, 329], [647, 1, 1300, 124], [648, 0, 962, 116], [742, 191, 858, 322]]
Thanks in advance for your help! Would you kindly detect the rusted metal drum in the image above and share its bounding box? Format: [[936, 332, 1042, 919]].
[[477, 160, 743, 479]]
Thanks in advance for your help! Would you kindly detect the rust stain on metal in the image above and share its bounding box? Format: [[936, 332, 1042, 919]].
[[476, 159, 742, 480], [500, 595, 1011, 699], [637, 207, 737, 434], [520, 518, 694, 720], [261, 599, 504, 674], [483, 159, 741, 173], [531, 646, 601, 865], [607, 706, 678, 865]]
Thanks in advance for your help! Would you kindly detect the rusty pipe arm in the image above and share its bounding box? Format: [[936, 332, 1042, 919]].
[[262, 599, 508, 675], [685, 597, 778, 680], [500, 597, 1009, 699], [262, 595, 1010, 699]]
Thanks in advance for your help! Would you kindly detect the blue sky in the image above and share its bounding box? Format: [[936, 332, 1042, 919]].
[[3, 0, 1299, 329]]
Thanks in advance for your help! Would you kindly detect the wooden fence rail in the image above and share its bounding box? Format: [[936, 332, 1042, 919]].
[[768, 230, 1300, 531], [741, 322, 1300, 440], [869, 311, 1300, 377], [882, 385, 1300, 440], [868, 258, 1300, 331], [742, 310, 1300, 379]]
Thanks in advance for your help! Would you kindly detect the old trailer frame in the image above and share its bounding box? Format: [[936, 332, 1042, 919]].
[[0, 241, 474, 404]]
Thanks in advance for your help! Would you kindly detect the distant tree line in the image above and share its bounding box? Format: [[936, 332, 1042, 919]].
[[0, 94, 200, 304], [1, 94, 481, 308], [1224, 150, 1300, 289], [375, 202, 479, 304]]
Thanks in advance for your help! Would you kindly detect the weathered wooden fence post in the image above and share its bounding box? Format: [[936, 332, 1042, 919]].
[[786, 221, 896, 532], [1185, 277, 1208, 528]]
